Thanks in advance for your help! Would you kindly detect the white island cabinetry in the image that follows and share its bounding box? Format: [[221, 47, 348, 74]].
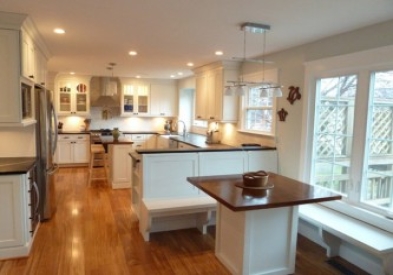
[[108, 144, 133, 189], [131, 149, 277, 240]]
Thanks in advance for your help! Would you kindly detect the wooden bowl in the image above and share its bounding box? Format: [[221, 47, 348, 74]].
[[242, 171, 269, 188]]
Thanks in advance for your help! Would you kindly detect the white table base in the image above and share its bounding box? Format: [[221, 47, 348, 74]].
[[215, 203, 299, 275]]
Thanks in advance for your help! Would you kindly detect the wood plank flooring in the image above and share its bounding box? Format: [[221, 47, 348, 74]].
[[0, 167, 368, 275]]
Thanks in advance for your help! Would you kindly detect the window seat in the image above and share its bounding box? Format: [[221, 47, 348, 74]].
[[139, 197, 216, 241], [299, 204, 393, 275]]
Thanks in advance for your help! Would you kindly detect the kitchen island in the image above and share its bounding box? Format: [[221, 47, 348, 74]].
[[187, 174, 342, 275], [98, 136, 134, 189], [130, 144, 278, 241]]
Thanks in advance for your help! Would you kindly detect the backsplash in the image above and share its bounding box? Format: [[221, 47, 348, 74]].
[[58, 107, 175, 132]]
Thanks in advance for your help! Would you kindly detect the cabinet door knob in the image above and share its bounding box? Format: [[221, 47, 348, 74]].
[[29, 75, 34, 79]]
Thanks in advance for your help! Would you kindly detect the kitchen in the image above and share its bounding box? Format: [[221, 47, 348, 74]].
[[1, 1, 393, 274]]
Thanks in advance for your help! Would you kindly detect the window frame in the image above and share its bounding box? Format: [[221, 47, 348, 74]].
[[300, 45, 393, 233], [239, 70, 279, 137]]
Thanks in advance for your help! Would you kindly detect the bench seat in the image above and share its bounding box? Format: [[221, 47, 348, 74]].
[[299, 204, 393, 275], [139, 197, 217, 241]]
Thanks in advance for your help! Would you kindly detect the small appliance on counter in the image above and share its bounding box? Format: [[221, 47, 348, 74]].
[[206, 130, 221, 144]]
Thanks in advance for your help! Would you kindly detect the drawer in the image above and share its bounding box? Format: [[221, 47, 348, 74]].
[[131, 134, 145, 141], [58, 134, 89, 141]]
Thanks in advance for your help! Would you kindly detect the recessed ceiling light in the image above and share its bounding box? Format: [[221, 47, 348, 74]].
[[177, 72, 183, 76], [215, 51, 223, 56], [136, 75, 141, 78], [54, 28, 65, 34], [129, 51, 137, 56], [70, 72, 75, 75], [187, 62, 194, 67], [170, 75, 175, 78]]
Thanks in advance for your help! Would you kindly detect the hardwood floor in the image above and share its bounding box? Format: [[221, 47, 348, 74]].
[[0, 167, 367, 275]]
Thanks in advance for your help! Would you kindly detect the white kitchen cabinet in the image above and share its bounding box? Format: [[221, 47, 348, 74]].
[[0, 172, 34, 259], [193, 61, 239, 122], [108, 144, 133, 189], [0, 29, 36, 126], [21, 30, 35, 81], [150, 80, 177, 117], [34, 47, 47, 87], [121, 80, 150, 116], [55, 75, 91, 116], [55, 134, 90, 165]]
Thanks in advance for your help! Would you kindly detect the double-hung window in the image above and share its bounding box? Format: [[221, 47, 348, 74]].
[[241, 85, 277, 135]]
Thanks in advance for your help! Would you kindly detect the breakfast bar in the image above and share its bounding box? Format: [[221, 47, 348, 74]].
[[187, 173, 342, 275]]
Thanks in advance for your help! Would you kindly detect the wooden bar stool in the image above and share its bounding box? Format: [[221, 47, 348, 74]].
[[88, 144, 109, 187]]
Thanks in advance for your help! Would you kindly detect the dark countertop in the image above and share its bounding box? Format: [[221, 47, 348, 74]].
[[0, 157, 37, 175], [187, 173, 342, 212], [58, 131, 90, 134], [168, 133, 232, 149], [98, 136, 133, 144]]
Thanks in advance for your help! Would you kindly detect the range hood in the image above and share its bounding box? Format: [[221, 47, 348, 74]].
[[91, 77, 120, 107]]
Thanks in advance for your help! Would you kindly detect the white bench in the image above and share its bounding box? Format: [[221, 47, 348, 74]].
[[139, 197, 217, 241], [299, 204, 393, 275]]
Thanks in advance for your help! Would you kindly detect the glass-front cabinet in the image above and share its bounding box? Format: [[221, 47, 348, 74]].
[[121, 82, 150, 116], [56, 75, 90, 116]]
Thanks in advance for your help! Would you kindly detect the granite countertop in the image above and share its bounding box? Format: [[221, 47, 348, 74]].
[[0, 157, 37, 175], [136, 132, 276, 154], [99, 136, 133, 144]]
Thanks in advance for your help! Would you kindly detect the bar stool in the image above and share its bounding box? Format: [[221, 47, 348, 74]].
[[88, 144, 109, 187]]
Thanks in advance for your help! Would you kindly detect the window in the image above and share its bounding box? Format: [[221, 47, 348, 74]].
[[363, 70, 393, 212], [312, 75, 357, 196], [241, 86, 276, 135], [310, 71, 393, 217]]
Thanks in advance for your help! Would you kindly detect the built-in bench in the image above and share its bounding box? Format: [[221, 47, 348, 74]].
[[299, 204, 393, 275], [139, 197, 217, 241]]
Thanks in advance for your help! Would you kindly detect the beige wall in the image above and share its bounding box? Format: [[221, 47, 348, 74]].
[[240, 19, 393, 178]]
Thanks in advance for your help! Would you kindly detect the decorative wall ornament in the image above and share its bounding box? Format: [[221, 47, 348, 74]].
[[277, 108, 288, 122], [287, 86, 301, 104]]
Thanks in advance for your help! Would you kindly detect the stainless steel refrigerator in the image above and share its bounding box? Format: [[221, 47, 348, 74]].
[[35, 86, 58, 221]]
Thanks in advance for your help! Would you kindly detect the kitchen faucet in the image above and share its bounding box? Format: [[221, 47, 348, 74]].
[[177, 120, 187, 136]]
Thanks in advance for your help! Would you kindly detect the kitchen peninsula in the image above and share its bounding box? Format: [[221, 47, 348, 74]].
[[130, 135, 278, 241], [187, 174, 342, 275]]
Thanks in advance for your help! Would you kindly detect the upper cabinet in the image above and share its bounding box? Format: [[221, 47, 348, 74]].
[[0, 12, 50, 127], [120, 78, 177, 117], [55, 75, 91, 116], [150, 79, 178, 117], [193, 61, 239, 122], [121, 79, 150, 116]]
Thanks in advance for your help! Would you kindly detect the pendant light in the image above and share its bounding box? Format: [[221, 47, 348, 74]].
[[224, 22, 283, 97]]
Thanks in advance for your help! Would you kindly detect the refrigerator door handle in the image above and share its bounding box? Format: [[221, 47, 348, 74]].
[[47, 163, 59, 175], [51, 102, 59, 154], [32, 180, 40, 214]]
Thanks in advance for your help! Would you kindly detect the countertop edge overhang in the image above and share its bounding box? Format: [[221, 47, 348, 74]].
[[136, 146, 276, 154], [0, 157, 37, 175], [187, 173, 342, 212]]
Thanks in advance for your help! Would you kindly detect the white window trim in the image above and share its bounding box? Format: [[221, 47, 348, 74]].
[[238, 69, 279, 136], [300, 45, 393, 232]]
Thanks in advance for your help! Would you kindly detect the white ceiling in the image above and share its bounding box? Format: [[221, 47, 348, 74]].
[[1, 0, 393, 79]]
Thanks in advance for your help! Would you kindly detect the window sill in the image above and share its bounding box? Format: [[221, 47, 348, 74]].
[[320, 200, 393, 234], [237, 129, 276, 138]]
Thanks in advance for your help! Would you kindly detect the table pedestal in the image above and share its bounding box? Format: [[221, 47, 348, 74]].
[[215, 203, 299, 275]]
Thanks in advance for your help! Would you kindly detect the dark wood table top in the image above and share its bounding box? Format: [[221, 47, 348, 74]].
[[187, 173, 342, 212]]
